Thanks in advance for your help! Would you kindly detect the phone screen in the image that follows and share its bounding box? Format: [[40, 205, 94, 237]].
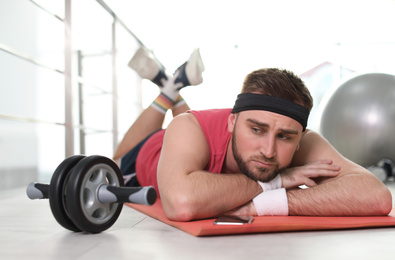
[[213, 215, 254, 225]]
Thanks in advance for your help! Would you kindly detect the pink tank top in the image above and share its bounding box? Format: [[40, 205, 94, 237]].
[[136, 109, 232, 193]]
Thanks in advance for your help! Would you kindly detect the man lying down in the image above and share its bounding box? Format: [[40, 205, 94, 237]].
[[113, 49, 392, 221]]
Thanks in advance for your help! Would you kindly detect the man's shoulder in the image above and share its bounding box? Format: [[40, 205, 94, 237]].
[[298, 129, 323, 149], [292, 129, 334, 166], [300, 129, 323, 142]]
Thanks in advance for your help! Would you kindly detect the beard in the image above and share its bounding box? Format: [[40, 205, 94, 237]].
[[231, 130, 286, 183]]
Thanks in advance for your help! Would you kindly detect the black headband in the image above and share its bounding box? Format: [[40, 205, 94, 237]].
[[231, 93, 310, 131]]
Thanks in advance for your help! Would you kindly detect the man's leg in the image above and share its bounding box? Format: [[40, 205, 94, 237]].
[[113, 94, 190, 161], [114, 72, 194, 161], [114, 48, 203, 160], [113, 105, 165, 161], [172, 102, 190, 117]]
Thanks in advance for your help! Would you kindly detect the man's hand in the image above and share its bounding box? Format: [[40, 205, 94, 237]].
[[280, 160, 340, 189]]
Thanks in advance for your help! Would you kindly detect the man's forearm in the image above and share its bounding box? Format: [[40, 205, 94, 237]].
[[160, 171, 262, 221], [286, 173, 392, 216]]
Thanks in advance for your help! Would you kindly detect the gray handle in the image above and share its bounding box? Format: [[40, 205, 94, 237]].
[[27, 182, 158, 206], [98, 185, 157, 206], [26, 183, 49, 199]]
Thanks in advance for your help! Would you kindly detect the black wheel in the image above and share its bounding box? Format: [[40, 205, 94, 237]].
[[65, 155, 124, 233], [49, 155, 86, 232]]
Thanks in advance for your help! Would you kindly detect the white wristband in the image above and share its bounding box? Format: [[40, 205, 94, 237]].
[[257, 174, 282, 192], [252, 188, 289, 216]]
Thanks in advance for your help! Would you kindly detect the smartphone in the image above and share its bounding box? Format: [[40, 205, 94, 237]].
[[213, 215, 254, 225]]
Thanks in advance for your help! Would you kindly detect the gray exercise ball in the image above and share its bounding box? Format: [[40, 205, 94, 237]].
[[318, 73, 395, 167]]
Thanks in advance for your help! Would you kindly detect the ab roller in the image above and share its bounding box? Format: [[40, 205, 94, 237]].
[[26, 155, 157, 233]]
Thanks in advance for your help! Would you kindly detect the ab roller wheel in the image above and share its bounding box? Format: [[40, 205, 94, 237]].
[[49, 155, 86, 232], [27, 155, 157, 233], [66, 156, 124, 233]]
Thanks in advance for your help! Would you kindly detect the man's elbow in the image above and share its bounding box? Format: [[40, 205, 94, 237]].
[[375, 188, 393, 216], [161, 195, 198, 222], [357, 172, 393, 216]]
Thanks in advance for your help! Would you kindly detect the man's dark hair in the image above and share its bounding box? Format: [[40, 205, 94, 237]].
[[241, 68, 313, 111]]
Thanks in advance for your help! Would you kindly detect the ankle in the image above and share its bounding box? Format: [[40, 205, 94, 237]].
[[151, 93, 175, 114]]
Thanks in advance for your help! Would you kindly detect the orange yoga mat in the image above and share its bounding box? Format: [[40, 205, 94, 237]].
[[126, 199, 395, 237]]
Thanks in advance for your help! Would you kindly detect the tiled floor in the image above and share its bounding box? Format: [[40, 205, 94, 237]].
[[1, 182, 395, 260]]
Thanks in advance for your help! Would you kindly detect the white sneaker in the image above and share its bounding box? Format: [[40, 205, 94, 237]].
[[128, 46, 167, 86]]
